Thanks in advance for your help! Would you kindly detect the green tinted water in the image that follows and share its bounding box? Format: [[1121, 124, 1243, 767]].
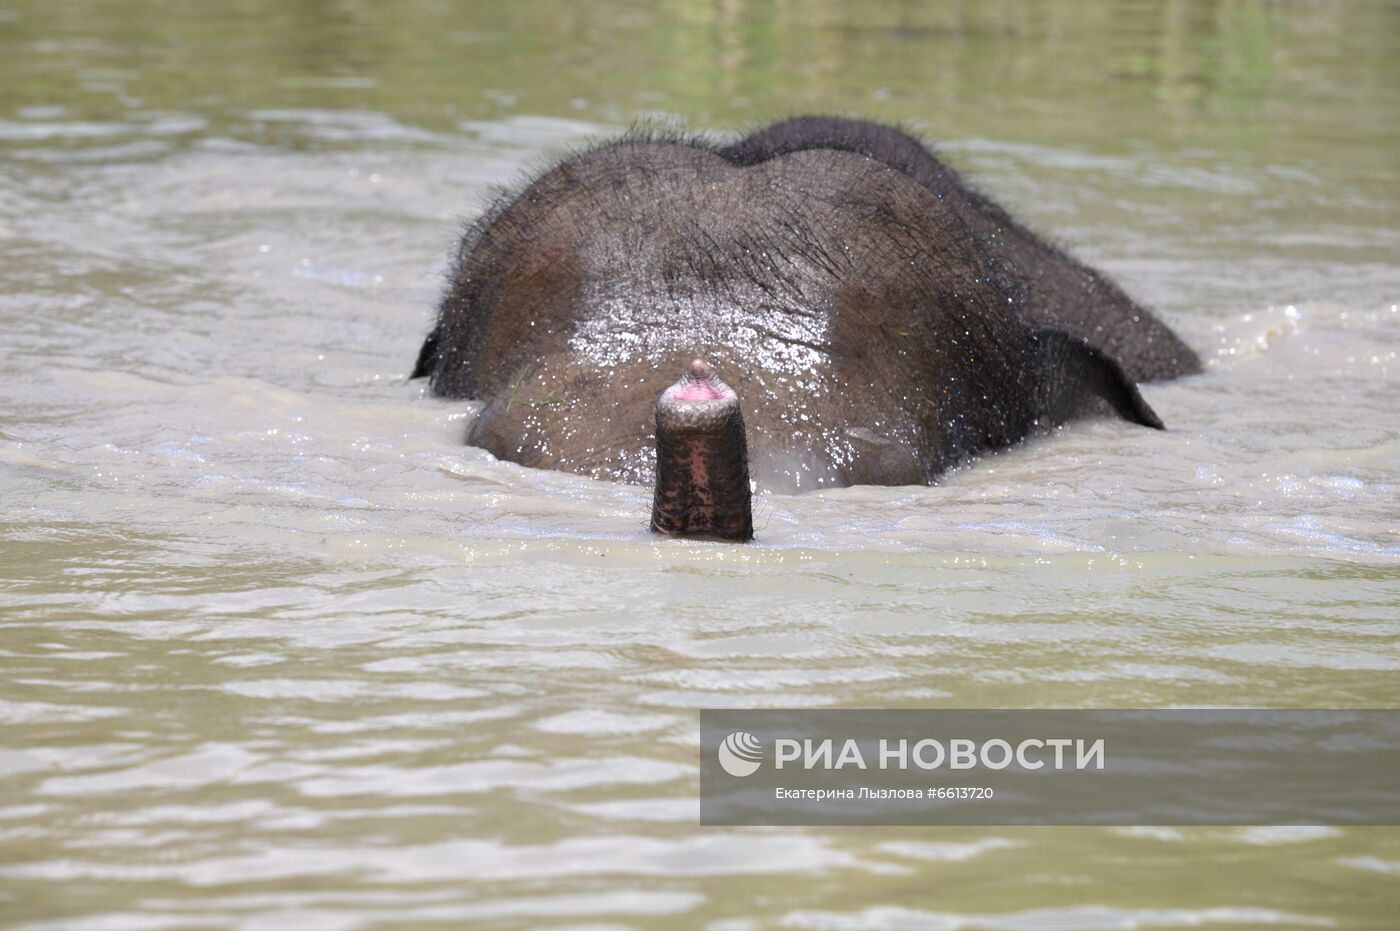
[[2, 1, 1398, 928]]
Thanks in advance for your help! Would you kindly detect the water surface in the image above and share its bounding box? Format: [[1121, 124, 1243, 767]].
[[2, 2, 1398, 928]]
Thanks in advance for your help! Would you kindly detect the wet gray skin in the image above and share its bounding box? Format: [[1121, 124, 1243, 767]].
[[412, 117, 1198, 541]]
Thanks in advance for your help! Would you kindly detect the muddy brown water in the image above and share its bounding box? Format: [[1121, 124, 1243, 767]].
[[2, 2, 1398, 928]]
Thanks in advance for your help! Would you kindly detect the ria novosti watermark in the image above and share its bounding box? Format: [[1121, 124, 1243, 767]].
[[700, 710, 1400, 826], [723, 733, 1106, 775]]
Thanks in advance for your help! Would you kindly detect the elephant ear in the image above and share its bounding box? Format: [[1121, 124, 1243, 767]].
[[410, 326, 440, 380], [1031, 327, 1165, 430]]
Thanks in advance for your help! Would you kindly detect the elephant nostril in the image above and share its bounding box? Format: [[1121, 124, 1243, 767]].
[[657, 360, 741, 435], [662, 358, 735, 405], [673, 380, 725, 401]]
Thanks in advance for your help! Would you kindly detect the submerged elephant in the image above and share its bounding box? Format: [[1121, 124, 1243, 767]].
[[412, 116, 1199, 541]]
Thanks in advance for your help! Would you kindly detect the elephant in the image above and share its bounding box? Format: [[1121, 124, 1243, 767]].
[[411, 116, 1199, 541]]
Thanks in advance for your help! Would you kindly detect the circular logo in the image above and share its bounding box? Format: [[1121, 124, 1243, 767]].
[[717, 730, 764, 777]]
